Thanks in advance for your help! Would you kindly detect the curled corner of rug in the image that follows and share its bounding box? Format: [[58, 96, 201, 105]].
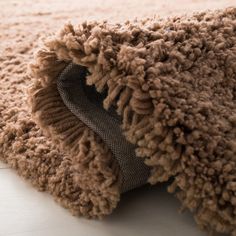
[[26, 6, 236, 235], [27, 63, 123, 218]]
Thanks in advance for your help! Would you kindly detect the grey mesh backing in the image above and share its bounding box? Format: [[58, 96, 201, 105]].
[[57, 63, 150, 192]]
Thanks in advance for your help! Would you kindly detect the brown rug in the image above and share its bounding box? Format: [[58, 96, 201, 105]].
[[1, 1, 236, 235]]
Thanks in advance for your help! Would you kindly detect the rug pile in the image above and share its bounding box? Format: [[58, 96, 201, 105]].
[[1, 1, 236, 235]]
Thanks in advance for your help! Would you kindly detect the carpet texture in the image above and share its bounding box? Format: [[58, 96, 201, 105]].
[[1, 1, 236, 235]]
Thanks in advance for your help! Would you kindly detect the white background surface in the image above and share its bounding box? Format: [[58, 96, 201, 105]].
[[0, 161, 209, 236]]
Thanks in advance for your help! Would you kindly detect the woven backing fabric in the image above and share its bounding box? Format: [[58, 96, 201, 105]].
[[57, 63, 150, 192]]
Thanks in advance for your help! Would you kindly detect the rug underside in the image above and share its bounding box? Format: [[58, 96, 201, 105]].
[[57, 63, 150, 192]]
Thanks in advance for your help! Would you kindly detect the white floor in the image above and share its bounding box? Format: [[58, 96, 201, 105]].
[[0, 161, 208, 236]]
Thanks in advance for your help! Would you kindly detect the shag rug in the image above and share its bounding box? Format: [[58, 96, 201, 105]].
[[1, 1, 236, 235]]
